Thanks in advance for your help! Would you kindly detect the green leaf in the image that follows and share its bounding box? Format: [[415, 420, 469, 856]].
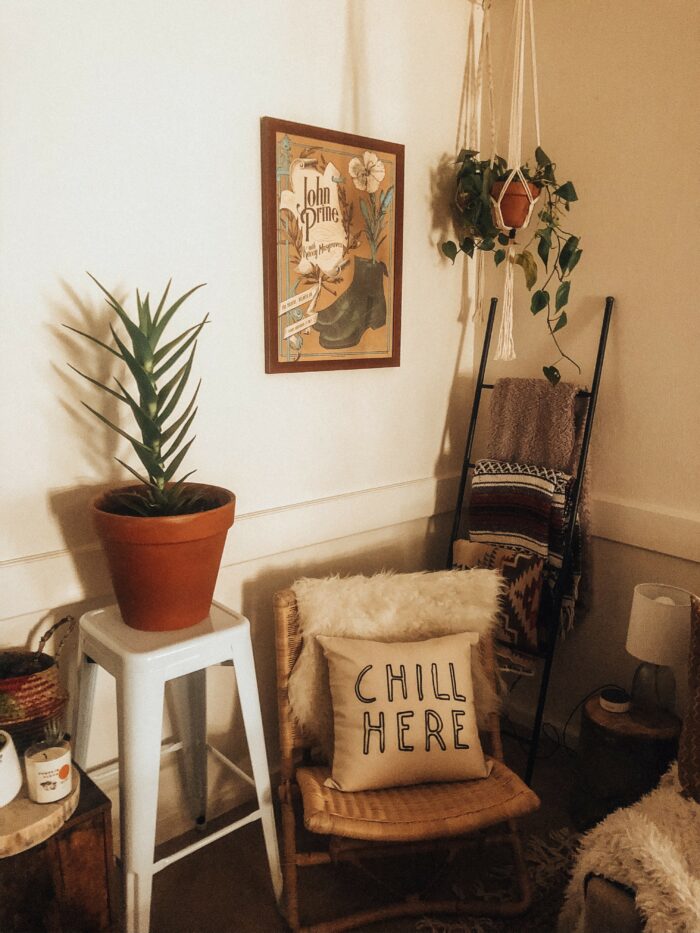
[[81, 401, 153, 460], [553, 311, 568, 333], [514, 250, 538, 289], [161, 385, 200, 445], [109, 325, 157, 409], [559, 236, 580, 273], [163, 437, 196, 482], [67, 364, 125, 403], [62, 324, 120, 358], [151, 283, 206, 347], [497, 233, 511, 246], [152, 318, 207, 367], [152, 279, 172, 330], [152, 318, 207, 381], [479, 237, 495, 251], [113, 378, 159, 446], [556, 281, 571, 311], [543, 365, 561, 386], [535, 146, 552, 167], [531, 290, 549, 314], [494, 249, 506, 267], [87, 273, 152, 365], [537, 235, 550, 270], [442, 241, 458, 263], [568, 248, 583, 273], [161, 408, 198, 461], [555, 181, 578, 202], [460, 237, 475, 258]]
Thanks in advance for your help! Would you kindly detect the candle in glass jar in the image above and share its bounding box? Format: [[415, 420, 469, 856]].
[[24, 738, 72, 804]]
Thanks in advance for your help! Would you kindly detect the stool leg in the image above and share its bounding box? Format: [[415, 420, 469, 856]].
[[232, 637, 283, 904], [72, 654, 98, 769], [118, 671, 164, 933], [170, 670, 208, 828]]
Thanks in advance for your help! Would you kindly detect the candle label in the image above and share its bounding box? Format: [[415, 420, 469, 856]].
[[25, 742, 72, 804]]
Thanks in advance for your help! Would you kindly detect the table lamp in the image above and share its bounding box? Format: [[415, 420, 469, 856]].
[[626, 583, 691, 712]]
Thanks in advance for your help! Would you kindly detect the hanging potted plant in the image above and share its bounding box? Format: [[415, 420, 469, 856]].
[[65, 274, 235, 632], [442, 147, 582, 386]]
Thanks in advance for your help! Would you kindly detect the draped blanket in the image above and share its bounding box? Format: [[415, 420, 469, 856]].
[[558, 764, 700, 933], [468, 459, 581, 647]]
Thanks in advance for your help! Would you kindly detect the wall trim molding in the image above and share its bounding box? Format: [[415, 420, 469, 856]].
[[590, 494, 700, 564], [1, 478, 697, 621]]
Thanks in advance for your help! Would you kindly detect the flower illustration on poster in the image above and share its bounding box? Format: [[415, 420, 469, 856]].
[[261, 119, 404, 372]]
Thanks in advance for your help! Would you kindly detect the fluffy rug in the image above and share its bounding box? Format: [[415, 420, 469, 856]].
[[288, 570, 503, 755], [558, 764, 700, 933], [417, 827, 579, 933]]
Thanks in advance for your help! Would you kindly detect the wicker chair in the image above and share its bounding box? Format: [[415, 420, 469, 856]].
[[273, 586, 541, 932]]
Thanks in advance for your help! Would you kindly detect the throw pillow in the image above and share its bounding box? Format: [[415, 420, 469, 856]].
[[678, 593, 700, 802], [288, 570, 504, 758], [452, 540, 544, 652], [317, 631, 491, 792]]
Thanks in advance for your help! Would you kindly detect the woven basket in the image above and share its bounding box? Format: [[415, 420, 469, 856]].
[[0, 616, 74, 752]]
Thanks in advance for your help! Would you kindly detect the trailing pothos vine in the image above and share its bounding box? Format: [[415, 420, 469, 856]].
[[442, 146, 582, 385]]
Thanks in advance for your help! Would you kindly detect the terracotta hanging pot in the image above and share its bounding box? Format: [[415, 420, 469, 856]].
[[491, 180, 541, 229], [93, 483, 235, 632]]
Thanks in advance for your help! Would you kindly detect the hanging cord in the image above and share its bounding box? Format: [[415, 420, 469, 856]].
[[493, 0, 541, 362]]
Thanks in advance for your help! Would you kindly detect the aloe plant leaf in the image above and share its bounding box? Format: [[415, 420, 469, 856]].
[[158, 350, 195, 412], [159, 376, 200, 434], [151, 283, 206, 345], [152, 279, 172, 331], [161, 390, 199, 445], [152, 319, 207, 380], [105, 294, 152, 365], [113, 378, 160, 446], [62, 324, 121, 358], [161, 409, 197, 460], [163, 437, 196, 482], [81, 401, 154, 458], [110, 326, 157, 408], [114, 457, 150, 487], [68, 364, 126, 402], [152, 318, 208, 367]]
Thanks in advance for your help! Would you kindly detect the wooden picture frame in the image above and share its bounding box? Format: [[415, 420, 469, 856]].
[[261, 117, 404, 373]]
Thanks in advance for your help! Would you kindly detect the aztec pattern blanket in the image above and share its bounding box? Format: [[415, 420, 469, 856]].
[[467, 459, 582, 648]]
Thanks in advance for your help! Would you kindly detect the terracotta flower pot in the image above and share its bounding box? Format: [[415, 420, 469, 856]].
[[491, 180, 541, 230], [93, 483, 236, 632]]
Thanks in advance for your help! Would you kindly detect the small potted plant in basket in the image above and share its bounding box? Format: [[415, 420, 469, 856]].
[[442, 147, 582, 385], [65, 274, 235, 632]]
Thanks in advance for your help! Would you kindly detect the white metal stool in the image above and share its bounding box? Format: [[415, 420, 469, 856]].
[[72, 602, 282, 933]]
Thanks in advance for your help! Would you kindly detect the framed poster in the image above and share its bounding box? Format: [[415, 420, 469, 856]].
[[261, 117, 404, 373]]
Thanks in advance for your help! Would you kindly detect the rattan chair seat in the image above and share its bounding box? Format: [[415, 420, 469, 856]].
[[297, 759, 539, 842]]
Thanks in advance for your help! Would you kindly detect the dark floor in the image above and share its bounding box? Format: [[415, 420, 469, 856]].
[[147, 727, 579, 933]]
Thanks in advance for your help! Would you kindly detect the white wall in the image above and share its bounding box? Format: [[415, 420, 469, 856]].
[[0, 0, 479, 831]]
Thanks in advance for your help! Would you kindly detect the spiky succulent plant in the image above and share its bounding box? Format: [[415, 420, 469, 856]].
[[66, 273, 211, 516]]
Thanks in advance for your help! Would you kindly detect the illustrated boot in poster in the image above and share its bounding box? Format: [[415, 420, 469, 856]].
[[314, 256, 387, 349]]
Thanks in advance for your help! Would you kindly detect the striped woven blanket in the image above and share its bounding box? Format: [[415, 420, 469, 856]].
[[468, 459, 581, 640]]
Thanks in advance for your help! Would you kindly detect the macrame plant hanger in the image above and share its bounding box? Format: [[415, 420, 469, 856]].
[[492, 0, 541, 361], [460, 0, 498, 322]]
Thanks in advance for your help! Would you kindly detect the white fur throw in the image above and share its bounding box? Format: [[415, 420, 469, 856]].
[[287, 569, 503, 756], [558, 764, 700, 933]]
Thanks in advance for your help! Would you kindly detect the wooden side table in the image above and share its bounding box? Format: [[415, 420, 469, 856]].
[[570, 693, 681, 830], [0, 765, 117, 932]]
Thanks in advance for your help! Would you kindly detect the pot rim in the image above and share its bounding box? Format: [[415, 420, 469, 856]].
[[92, 483, 236, 544]]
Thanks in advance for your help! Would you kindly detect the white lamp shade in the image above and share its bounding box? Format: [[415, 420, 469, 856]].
[[626, 583, 691, 667]]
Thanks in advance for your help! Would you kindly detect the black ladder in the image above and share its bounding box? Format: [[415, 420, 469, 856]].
[[447, 295, 614, 785]]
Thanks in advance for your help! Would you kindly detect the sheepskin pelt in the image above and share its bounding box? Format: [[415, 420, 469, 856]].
[[287, 569, 504, 756], [558, 764, 700, 933]]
